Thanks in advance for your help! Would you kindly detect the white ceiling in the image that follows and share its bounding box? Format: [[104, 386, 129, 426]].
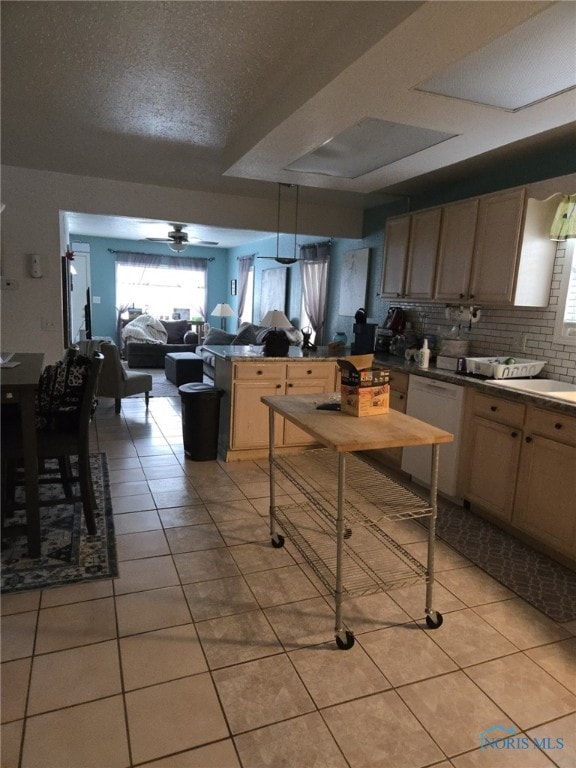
[[2, 1, 574, 247]]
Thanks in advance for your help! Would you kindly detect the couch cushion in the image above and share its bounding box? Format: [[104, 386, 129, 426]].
[[232, 324, 258, 345], [160, 319, 190, 344], [203, 327, 236, 345]]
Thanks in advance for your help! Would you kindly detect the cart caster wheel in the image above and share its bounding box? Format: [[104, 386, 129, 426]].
[[335, 631, 355, 650], [271, 535, 285, 549], [425, 611, 443, 629]]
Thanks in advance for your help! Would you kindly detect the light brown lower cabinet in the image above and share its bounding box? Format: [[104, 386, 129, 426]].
[[215, 358, 338, 460], [463, 392, 576, 566], [512, 407, 576, 561]]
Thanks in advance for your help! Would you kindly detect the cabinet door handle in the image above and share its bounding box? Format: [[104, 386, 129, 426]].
[[257, 370, 263, 375], [555, 422, 563, 430], [287, 383, 293, 387], [490, 405, 498, 412], [306, 369, 312, 375], [399, 394, 405, 400], [276, 383, 282, 389], [511, 431, 518, 438], [525, 436, 533, 443]]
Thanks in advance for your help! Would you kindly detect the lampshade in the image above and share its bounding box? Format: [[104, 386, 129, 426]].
[[211, 302, 235, 330], [550, 195, 576, 241], [261, 309, 292, 328], [211, 303, 235, 318]]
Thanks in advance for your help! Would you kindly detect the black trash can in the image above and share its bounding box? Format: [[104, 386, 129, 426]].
[[178, 383, 223, 461]]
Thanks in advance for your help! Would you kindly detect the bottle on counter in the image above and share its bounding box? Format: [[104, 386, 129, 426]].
[[417, 338, 430, 369]]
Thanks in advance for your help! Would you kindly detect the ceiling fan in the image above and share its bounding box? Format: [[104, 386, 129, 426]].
[[146, 223, 218, 252], [258, 184, 303, 265]]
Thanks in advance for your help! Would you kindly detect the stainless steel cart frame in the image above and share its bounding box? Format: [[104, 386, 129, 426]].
[[265, 397, 448, 650]]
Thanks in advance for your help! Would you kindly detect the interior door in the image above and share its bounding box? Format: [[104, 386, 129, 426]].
[[68, 251, 91, 343]]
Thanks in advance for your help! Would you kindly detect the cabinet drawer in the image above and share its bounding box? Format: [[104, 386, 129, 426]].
[[526, 406, 576, 445], [388, 370, 409, 393], [233, 362, 285, 380], [286, 362, 335, 381], [473, 392, 525, 427]]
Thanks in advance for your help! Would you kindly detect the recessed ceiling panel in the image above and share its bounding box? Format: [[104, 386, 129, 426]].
[[416, 3, 576, 111], [285, 117, 457, 178]]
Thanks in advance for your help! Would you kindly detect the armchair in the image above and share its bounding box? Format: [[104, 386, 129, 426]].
[[97, 343, 152, 413]]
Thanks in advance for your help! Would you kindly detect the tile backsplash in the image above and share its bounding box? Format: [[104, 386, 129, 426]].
[[376, 241, 576, 385]]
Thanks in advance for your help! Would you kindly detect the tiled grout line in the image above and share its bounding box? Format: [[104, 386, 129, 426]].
[[7, 396, 570, 767]]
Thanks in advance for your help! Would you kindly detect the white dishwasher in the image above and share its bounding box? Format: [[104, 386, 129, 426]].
[[401, 376, 465, 499]]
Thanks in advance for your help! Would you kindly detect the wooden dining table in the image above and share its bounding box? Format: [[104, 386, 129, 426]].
[[1, 352, 44, 557]]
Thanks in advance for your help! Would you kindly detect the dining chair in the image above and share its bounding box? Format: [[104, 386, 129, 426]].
[[1, 351, 104, 545], [96, 342, 152, 414]]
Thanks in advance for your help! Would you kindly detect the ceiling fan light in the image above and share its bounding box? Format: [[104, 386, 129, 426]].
[[169, 241, 187, 252]]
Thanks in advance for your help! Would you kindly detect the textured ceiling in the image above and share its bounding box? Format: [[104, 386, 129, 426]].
[[1, 1, 574, 244]]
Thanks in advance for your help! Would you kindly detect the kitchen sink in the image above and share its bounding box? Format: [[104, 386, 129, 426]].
[[486, 378, 576, 404]]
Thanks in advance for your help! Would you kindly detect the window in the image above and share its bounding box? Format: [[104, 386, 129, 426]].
[[553, 239, 576, 345], [116, 260, 206, 321]]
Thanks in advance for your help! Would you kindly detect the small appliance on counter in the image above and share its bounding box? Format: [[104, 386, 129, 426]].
[[351, 307, 378, 354], [375, 306, 407, 355], [435, 338, 470, 371]]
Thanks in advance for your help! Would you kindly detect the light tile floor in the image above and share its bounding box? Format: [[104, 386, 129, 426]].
[[2, 394, 576, 768]]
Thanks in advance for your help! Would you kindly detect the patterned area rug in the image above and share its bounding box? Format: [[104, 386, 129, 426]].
[[1, 453, 118, 594], [432, 500, 576, 623]]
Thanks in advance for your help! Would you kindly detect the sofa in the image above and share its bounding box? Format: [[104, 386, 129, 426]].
[[123, 316, 199, 368], [197, 321, 303, 379]]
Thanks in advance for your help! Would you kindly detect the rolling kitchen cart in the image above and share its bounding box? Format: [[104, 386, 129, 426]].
[[261, 392, 453, 650]]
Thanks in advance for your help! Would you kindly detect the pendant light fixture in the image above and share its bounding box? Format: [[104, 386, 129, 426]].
[[258, 183, 302, 265]]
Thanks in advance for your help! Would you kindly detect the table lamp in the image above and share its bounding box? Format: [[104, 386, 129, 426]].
[[261, 309, 292, 357], [211, 303, 235, 330]]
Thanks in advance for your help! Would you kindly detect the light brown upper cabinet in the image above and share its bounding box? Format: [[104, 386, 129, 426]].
[[404, 208, 442, 299], [434, 198, 479, 301], [469, 188, 558, 307], [380, 208, 441, 299], [382, 187, 559, 307], [380, 214, 410, 298]]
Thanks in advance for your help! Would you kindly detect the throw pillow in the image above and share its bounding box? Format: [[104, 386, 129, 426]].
[[232, 324, 258, 345], [183, 330, 198, 345], [160, 319, 189, 344], [203, 327, 236, 345]]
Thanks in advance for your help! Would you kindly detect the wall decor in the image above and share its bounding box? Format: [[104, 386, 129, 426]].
[[260, 267, 287, 321], [339, 248, 370, 316], [230, 279, 237, 296]]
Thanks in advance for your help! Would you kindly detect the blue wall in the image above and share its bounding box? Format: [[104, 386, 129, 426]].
[[73, 236, 229, 339]]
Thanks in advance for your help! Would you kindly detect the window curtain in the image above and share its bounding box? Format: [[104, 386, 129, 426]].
[[237, 255, 254, 327], [115, 251, 208, 271], [299, 241, 330, 344]]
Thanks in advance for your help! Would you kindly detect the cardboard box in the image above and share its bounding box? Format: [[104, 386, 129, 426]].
[[337, 355, 390, 416], [340, 383, 390, 416]]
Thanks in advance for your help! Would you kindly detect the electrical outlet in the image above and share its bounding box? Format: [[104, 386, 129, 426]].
[[1, 276, 19, 290]]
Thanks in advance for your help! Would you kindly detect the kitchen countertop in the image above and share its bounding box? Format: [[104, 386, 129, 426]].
[[373, 353, 576, 416], [203, 345, 575, 415], [203, 344, 341, 361]]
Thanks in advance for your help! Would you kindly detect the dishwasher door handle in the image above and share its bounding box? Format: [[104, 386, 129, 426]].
[[416, 382, 458, 398]]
